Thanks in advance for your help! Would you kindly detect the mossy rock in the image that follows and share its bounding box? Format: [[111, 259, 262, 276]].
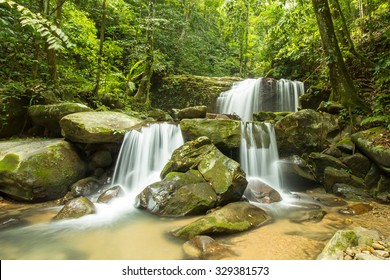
[[317, 230, 358, 260], [28, 102, 92, 137], [0, 138, 86, 202], [151, 75, 241, 112], [135, 171, 217, 216], [60, 111, 144, 143], [351, 127, 390, 175], [274, 109, 340, 157], [175, 106, 208, 120], [53, 196, 96, 220], [172, 201, 271, 239], [180, 119, 241, 149]]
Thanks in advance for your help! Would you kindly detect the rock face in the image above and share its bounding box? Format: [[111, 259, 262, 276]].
[[274, 109, 340, 156], [172, 201, 271, 239], [60, 111, 144, 143], [28, 103, 93, 137], [136, 137, 247, 216], [352, 127, 390, 175], [151, 75, 241, 112], [53, 197, 96, 220], [0, 139, 86, 202], [180, 119, 241, 149]]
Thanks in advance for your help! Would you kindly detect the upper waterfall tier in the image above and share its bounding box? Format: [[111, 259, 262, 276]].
[[216, 77, 304, 121]]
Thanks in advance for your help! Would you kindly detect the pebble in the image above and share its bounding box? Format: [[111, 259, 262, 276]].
[[374, 250, 390, 258], [372, 242, 386, 250]]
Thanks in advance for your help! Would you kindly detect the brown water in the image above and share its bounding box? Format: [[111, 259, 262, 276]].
[[0, 193, 389, 260]]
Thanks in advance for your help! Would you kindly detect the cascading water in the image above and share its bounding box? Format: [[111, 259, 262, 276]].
[[111, 123, 184, 195], [216, 77, 304, 121], [216, 77, 305, 196]]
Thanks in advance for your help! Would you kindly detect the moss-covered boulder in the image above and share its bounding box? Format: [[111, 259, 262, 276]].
[[135, 171, 218, 216], [317, 229, 358, 260], [172, 201, 271, 239], [351, 127, 390, 175], [53, 196, 96, 220], [174, 106, 208, 120], [0, 139, 86, 202], [60, 111, 144, 143], [307, 152, 348, 182], [161, 136, 247, 205], [180, 119, 241, 149], [274, 109, 340, 156], [341, 153, 371, 179], [28, 103, 93, 137]]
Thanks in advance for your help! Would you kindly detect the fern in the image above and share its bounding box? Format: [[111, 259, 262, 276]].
[[0, 0, 73, 50]]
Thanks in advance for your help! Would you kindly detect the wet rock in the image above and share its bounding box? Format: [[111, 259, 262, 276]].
[[182, 235, 235, 260], [323, 167, 366, 193], [97, 185, 124, 203], [160, 137, 247, 205], [299, 87, 330, 110], [0, 217, 29, 230], [53, 197, 96, 220], [274, 109, 340, 157], [253, 112, 277, 122], [376, 192, 390, 204], [335, 138, 355, 154], [180, 119, 241, 149], [323, 146, 343, 158], [351, 127, 390, 175], [136, 171, 218, 216], [70, 177, 103, 198], [172, 201, 271, 239], [332, 183, 370, 201], [313, 196, 347, 207], [338, 203, 373, 215], [243, 179, 282, 203], [341, 153, 371, 179], [206, 113, 232, 120], [287, 210, 327, 223], [60, 111, 144, 143], [28, 103, 93, 137], [174, 106, 207, 120], [89, 150, 112, 169], [364, 164, 381, 189], [0, 139, 86, 202], [277, 155, 317, 190], [317, 230, 358, 260], [307, 153, 348, 182]]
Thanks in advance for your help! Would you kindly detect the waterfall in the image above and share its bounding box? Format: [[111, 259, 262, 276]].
[[216, 77, 304, 121], [112, 123, 184, 195], [216, 77, 304, 195], [240, 122, 280, 188]]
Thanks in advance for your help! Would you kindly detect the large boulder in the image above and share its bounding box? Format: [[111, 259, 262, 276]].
[[274, 109, 340, 156], [172, 201, 271, 239], [137, 137, 247, 216], [174, 106, 207, 120], [317, 229, 358, 260], [161, 136, 247, 205], [351, 127, 390, 175], [28, 103, 93, 137], [0, 139, 86, 202], [136, 171, 218, 216], [60, 111, 144, 143], [180, 119, 241, 149]]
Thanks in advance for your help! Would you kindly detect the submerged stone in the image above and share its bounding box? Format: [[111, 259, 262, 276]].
[[182, 235, 235, 260], [338, 203, 373, 215], [172, 201, 271, 239]]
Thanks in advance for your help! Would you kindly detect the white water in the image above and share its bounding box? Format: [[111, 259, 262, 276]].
[[240, 122, 280, 189], [216, 78, 304, 121], [216, 77, 305, 196]]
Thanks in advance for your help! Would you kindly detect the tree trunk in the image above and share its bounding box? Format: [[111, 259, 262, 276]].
[[311, 0, 364, 109], [134, 0, 155, 104], [94, 0, 107, 95]]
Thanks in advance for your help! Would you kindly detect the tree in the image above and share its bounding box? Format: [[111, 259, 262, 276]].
[[311, 0, 365, 108], [134, 0, 155, 104], [93, 0, 107, 95]]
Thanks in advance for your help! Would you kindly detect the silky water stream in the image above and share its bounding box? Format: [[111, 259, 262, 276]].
[[0, 78, 388, 260]]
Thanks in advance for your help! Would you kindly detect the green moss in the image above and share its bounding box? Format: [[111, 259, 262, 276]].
[[0, 154, 20, 172]]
